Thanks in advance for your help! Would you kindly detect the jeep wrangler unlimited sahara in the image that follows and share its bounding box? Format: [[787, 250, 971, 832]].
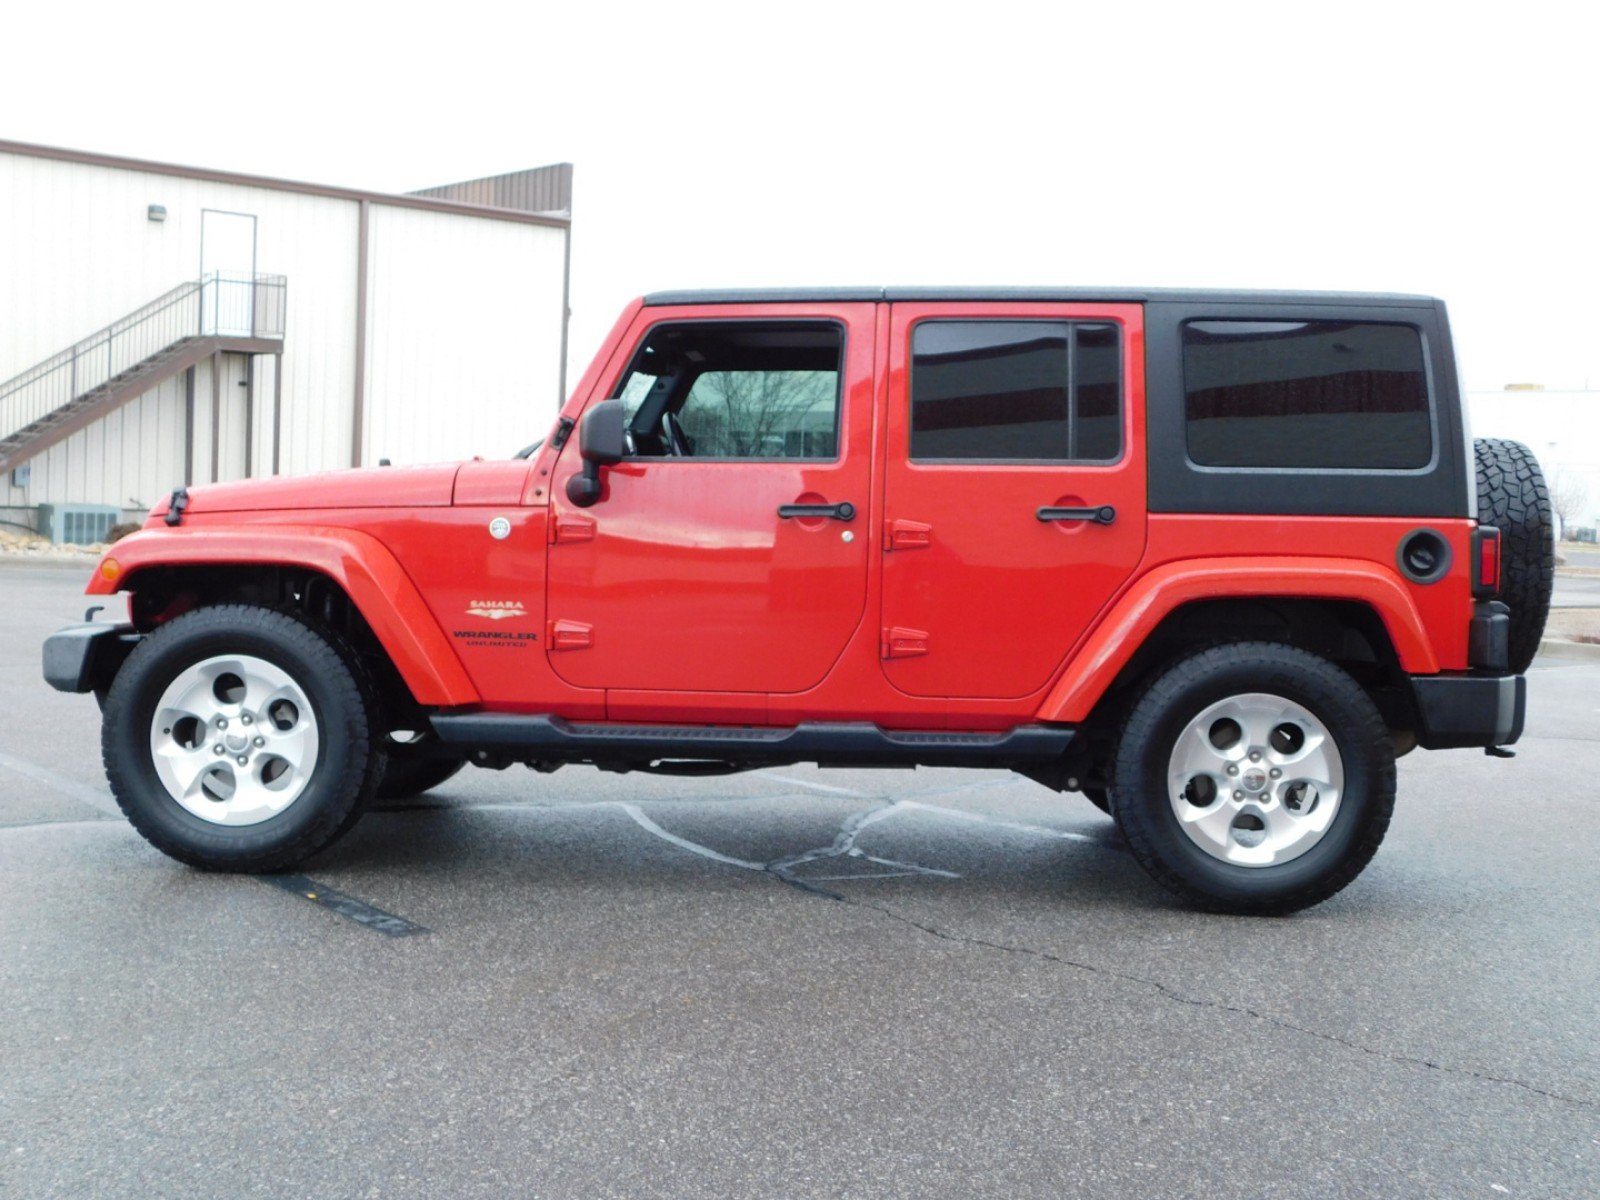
[[43, 288, 1553, 914]]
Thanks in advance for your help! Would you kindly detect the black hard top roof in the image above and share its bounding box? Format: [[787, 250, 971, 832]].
[[642, 287, 1440, 308]]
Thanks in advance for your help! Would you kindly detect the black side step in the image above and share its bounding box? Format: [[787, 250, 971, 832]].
[[429, 715, 1075, 770]]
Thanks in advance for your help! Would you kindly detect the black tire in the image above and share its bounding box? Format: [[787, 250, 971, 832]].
[[1110, 642, 1395, 915], [101, 605, 381, 872], [375, 753, 465, 800], [1474, 438, 1554, 673]]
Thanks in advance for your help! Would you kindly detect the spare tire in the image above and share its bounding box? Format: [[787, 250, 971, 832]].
[[1474, 438, 1554, 672]]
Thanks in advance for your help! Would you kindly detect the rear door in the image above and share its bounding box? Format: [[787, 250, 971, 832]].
[[880, 302, 1147, 700]]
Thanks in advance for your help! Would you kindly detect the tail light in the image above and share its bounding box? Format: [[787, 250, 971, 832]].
[[1471, 527, 1501, 598]]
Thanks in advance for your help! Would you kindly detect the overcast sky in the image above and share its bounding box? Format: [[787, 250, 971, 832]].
[[4, 0, 1597, 403]]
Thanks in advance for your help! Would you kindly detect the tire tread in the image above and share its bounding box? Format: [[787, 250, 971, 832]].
[[1474, 437, 1554, 673]]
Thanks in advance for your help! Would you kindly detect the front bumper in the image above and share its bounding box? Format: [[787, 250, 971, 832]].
[[1410, 673, 1526, 750], [42, 622, 141, 694]]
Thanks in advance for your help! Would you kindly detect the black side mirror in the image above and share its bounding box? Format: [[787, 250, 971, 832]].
[[566, 399, 627, 507]]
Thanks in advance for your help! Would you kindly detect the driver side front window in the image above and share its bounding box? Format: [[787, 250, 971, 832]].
[[613, 321, 842, 459]]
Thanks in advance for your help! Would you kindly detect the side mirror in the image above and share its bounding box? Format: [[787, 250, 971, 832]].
[[566, 399, 627, 507]]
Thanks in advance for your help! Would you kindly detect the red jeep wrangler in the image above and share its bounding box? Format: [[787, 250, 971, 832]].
[[44, 288, 1553, 913]]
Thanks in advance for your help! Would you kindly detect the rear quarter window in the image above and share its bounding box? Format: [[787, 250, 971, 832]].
[[1182, 320, 1432, 470]]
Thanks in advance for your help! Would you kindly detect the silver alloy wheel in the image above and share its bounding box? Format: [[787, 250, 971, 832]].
[[1166, 691, 1344, 867], [148, 654, 321, 827]]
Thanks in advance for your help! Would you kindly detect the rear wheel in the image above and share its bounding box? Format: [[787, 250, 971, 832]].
[[1110, 642, 1395, 915], [102, 605, 380, 872]]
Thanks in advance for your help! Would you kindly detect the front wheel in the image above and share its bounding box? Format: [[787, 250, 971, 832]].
[[102, 605, 381, 872], [1109, 643, 1395, 915]]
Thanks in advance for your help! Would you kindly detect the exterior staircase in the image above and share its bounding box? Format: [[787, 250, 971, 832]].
[[0, 274, 286, 477]]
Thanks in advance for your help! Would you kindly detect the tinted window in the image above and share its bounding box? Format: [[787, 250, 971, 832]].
[[1182, 320, 1431, 469], [613, 322, 841, 459], [910, 321, 1122, 461]]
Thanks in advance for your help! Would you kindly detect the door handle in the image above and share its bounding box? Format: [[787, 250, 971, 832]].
[[778, 501, 856, 522], [1037, 505, 1117, 525]]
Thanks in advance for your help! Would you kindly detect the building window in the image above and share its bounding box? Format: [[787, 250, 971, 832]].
[[910, 321, 1122, 462], [1182, 319, 1432, 470]]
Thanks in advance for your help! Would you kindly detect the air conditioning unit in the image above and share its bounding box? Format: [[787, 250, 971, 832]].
[[37, 504, 120, 546]]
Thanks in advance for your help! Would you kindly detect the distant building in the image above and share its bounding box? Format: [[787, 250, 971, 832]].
[[0, 140, 570, 539]]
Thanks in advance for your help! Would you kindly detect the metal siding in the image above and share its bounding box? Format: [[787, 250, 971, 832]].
[[4, 372, 188, 511], [411, 164, 572, 216], [362, 206, 566, 466]]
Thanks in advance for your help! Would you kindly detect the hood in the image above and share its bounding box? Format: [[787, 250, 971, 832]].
[[152, 463, 462, 519]]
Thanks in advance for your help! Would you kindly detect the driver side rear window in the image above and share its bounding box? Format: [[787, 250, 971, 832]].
[[1182, 319, 1433, 469], [909, 320, 1122, 462], [613, 322, 842, 459]]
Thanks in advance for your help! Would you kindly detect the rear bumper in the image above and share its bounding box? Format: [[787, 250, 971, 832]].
[[42, 622, 141, 694], [1410, 673, 1525, 750]]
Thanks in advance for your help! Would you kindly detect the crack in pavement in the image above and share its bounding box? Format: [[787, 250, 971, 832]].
[[821, 891, 1597, 1110], [0, 750, 122, 818], [603, 793, 1594, 1113], [0, 816, 119, 833]]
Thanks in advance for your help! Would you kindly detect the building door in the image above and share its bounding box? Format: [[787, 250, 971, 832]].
[[544, 305, 877, 695], [213, 354, 252, 481], [200, 210, 257, 336], [880, 302, 1149, 700]]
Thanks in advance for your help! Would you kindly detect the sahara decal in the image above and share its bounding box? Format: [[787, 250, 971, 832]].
[[466, 600, 527, 620]]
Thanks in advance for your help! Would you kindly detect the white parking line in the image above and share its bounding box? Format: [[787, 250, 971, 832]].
[[616, 803, 767, 871], [751, 771, 866, 797], [895, 800, 1101, 845]]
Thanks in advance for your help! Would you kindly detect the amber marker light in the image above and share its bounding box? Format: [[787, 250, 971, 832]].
[[99, 558, 121, 584]]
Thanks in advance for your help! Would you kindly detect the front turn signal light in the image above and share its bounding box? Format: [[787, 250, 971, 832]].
[[99, 558, 121, 584]]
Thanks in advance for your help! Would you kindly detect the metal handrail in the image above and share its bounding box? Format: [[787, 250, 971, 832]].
[[0, 273, 286, 443]]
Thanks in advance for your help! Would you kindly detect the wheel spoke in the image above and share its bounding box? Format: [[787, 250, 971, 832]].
[[154, 740, 210, 797], [1233, 700, 1281, 755], [224, 763, 282, 825], [1179, 796, 1243, 853], [1174, 723, 1235, 777], [267, 721, 317, 774]]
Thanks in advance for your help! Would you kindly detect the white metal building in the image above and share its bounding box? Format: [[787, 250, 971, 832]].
[[0, 141, 571, 538]]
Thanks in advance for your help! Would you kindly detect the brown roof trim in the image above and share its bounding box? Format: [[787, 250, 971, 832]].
[[0, 138, 570, 229]]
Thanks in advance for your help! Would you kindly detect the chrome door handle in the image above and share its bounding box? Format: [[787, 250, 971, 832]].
[[1037, 505, 1116, 525]]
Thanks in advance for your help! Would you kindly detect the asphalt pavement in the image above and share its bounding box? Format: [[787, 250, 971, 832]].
[[2, 561, 1597, 1199]]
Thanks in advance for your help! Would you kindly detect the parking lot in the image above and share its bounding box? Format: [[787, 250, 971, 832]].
[[2, 560, 1597, 1199]]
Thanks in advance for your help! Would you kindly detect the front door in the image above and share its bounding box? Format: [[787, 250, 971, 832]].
[[200, 209, 257, 336], [880, 302, 1148, 700], [545, 304, 877, 695]]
